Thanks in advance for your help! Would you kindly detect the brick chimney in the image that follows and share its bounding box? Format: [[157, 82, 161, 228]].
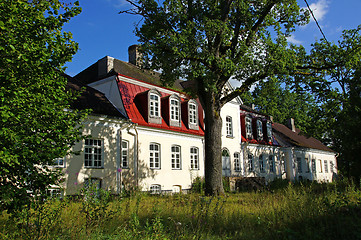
[[128, 44, 142, 67], [287, 118, 296, 132]]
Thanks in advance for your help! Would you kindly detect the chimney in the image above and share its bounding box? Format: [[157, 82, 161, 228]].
[[287, 118, 296, 132], [97, 56, 114, 78], [128, 44, 142, 67]]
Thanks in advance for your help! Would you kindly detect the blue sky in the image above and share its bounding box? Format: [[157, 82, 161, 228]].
[[64, 0, 361, 77]]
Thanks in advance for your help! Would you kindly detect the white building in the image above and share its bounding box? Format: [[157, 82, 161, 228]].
[[59, 48, 337, 195]]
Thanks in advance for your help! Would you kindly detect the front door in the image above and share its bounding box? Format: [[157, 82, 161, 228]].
[[222, 149, 231, 177]]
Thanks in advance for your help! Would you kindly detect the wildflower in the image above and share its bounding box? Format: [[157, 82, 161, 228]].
[[74, 182, 78, 185], [117, 168, 122, 172]]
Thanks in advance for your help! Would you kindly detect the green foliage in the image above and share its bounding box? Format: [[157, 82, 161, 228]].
[[0, 0, 84, 211], [1, 182, 361, 239]]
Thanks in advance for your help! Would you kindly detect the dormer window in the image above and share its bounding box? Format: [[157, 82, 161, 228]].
[[187, 100, 198, 130], [266, 121, 272, 142], [256, 119, 263, 141], [149, 93, 160, 117], [169, 95, 181, 127], [245, 116, 253, 139], [148, 90, 162, 124]]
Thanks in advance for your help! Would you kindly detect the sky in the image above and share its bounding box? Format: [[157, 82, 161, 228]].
[[63, 0, 361, 77]]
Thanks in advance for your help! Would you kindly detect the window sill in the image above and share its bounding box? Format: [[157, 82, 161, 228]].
[[84, 167, 104, 169], [226, 135, 234, 139]]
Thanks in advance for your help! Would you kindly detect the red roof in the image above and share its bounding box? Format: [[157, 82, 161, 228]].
[[117, 75, 204, 136]]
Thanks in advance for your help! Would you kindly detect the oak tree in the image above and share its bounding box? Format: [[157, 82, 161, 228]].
[[121, 0, 309, 195]]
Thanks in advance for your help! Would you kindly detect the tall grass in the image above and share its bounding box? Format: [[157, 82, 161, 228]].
[[1, 180, 360, 239]]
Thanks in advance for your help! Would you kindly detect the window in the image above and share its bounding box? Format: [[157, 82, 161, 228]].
[[84, 139, 103, 168], [190, 147, 199, 170], [226, 116, 233, 137], [53, 157, 65, 168], [149, 93, 160, 117], [312, 159, 316, 173], [84, 178, 102, 190], [189, 101, 197, 125], [245, 116, 253, 139], [150, 143, 160, 169], [256, 119, 263, 141], [330, 161, 335, 173], [234, 152, 241, 172], [269, 155, 274, 173], [150, 184, 161, 194], [122, 140, 129, 168], [305, 158, 310, 173], [297, 157, 302, 173], [171, 145, 181, 169], [248, 154, 254, 172], [259, 154, 265, 173], [324, 160, 328, 173], [266, 122, 272, 142], [170, 98, 180, 121]]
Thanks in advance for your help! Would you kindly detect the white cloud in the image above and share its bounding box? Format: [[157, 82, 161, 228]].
[[306, 0, 329, 22], [286, 35, 302, 45]]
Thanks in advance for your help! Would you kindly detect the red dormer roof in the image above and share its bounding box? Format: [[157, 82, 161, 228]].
[[116, 75, 204, 136]]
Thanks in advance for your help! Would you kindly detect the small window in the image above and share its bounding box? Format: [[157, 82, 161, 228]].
[[318, 159, 323, 173], [84, 139, 103, 168], [189, 102, 197, 125], [171, 145, 181, 170], [259, 154, 265, 173], [53, 157, 65, 168], [190, 147, 199, 170], [330, 161, 334, 173], [226, 116, 233, 137], [234, 152, 241, 172], [170, 98, 180, 122], [269, 155, 274, 173], [324, 160, 328, 173], [266, 122, 272, 142], [149, 93, 160, 117], [122, 140, 129, 168], [150, 143, 160, 169], [297, 157, 302, 173], [84, 178, 102, 190], [248, 154, 254, 172], [256, 119, 263, 141], [150, 184, 161, 194], [245, 116, 253, 139], [311, 159, 316, 173]]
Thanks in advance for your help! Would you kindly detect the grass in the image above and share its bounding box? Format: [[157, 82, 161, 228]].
[[1, 180, 361, 239]]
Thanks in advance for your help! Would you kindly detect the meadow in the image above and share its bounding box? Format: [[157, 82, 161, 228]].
[[1, 180, 361, 240]]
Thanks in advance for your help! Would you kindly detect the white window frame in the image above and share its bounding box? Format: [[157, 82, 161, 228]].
[[121, 140, 129, 168], [53, 157, 65, 168], [266, 121, 272, 142], [188, 100, 198, 129], [256, 119, 263, 141], [150, 184, 161, 194], [149, 92, 160, 118], [150, 143, 160, 169], [234, 152, 241, 172], [171, 145, 181, 170], [269, 155, 274, 173], [226, 116, 233, 137], [318, 159, 323, 173], [170, 97, 180, 122], [330, 161, 334, 173], [84, 139, 103, 168], [245, 116, 253, 139], [324, 160, 328, 173], [312, 159, 316, 173], [248, 153, 254, 172], [190, 147, 199, 170], [259, 154, 265, 173]]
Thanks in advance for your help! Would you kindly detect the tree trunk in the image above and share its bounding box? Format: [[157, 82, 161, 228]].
[[203, 97, 224, 195]]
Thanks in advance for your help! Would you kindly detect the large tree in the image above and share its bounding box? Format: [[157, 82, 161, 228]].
[[121, 0, 309, 195], [0, 0, 84, 210]]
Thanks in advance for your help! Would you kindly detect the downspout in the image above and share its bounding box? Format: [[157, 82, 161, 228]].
[[127, 123, 139, 188]]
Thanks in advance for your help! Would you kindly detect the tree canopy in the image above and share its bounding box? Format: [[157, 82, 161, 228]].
[[121, 0, 311, 195], [0, 0, 84, 210]]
